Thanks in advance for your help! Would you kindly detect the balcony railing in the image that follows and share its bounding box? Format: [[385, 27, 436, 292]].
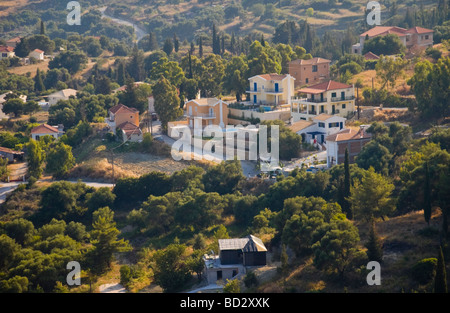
[[330, 96, 355, 102], [185, 113, 216, 119], [245, 87, 284, 93]]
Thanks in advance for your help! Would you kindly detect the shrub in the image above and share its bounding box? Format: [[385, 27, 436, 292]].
[[411, 258, 437, 285]]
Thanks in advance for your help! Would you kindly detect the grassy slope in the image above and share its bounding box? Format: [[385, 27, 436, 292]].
[[257, 210, 446, 293]]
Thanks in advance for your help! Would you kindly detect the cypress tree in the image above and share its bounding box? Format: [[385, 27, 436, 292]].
[[424, 161, 432, 225], [221, 35, 225, 55], [117, 62, 126, 86], [212, 24, 220, 55], [199, 37, 203, 58], [434, 246, 447, 293], [34, 69, 45, 93], [40, 20, 45, 35], [173, 33, 179, 53], [342, 148, 352, 219], [190, 41, 195, 55], [365, 218, 383, 263], [230, 32, 236, 54]]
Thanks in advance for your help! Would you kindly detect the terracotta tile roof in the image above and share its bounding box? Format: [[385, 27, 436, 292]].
[[31, 49, 44, 53], [31, 124, 60, 134], [0, 45, 15, 52], [289, 57, 331, 65], [6, 37, 21, 43], [407, 27, 434, 34], [0, 146, 23, 154], [326, 128, 371, 142], [257, 73, 289, 81], [360, 26, 408, 38], [299, 80, 353, 94], [117, 121, 142, 136], [109, 103, 139, 114], [364, 51, 380, 60], [313, 114, 334, 121], [288, 120, 315, 133]]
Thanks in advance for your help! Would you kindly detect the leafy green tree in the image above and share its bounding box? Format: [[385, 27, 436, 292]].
[[202, 160, 245, 195], [152, 76, 182, 132], [150, 57, 185, 88], [49, 50, 88, 74], [342, 148, 352, 219], [88, 207, 131, 273], [362, 34, 406, 55], [312, 219, 366, 279], [408, 58, 450, 118], [85, 187, 116, 211], [348, 167, 395, 221], [45, 142, 75, 178], [2, 98, 25, 117], [26, 139, 44, 179], [356, 141, 392, 176], [375, 55, 409, 90], [198, 54, 225, 97], [223, 279, 240, 293], [152, 243, 191, 292], [2, 218, 35, 246], [0, 234, 21, 270], [223, 56, 249, 102]]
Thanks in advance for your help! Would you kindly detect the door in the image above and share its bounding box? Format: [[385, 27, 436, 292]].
[[320, 93, 324, 102], [217, 271, 222, 280], [340, 122, 343, 129], [321, 135, 324, 143], [274, 83, 279, 92], [254, 82, 257, 92], [341, 91, 345, 100], [253, 95, 257, 104], [332, 105, 336, 114]]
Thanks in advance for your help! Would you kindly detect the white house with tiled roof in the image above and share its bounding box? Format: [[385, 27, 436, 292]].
[[30, 123, 64, 140], [325, 127, 372, 167], [289, 113, 346, 145], [28, 49, 44, 61], [291, 80, 355, 121], [46, 89, 78, 106], [246, 73, 295, 106], [0, 46, 15, 60]]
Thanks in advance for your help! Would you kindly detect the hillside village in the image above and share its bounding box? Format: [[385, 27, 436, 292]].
[[0, 0, 449, 297]]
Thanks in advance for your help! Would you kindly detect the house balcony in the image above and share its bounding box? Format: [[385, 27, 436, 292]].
[[330, 96, 355, 102], [185, 112, 216, 119], [245, 88, 284, 94], [292, 97, 327, 104]]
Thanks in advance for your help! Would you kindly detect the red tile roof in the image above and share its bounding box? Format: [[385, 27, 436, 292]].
[[364, 51, 380, 60], [32, 49, 44, 54], [299, 80, 353, 94], [31, 124, 60, 134], [257, 73, 289, 81], [0, 147, 23, 155], [109, 103, 139, 114], [117, 121, 142, 136], [0, 46, 15, 52], [407, 27, 434, 34], [326, 128, 371, 142], [289, 57, 331, 65], [360, 26, 408, 38]]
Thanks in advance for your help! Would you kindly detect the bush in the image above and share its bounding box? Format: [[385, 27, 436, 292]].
[[411, 258, 437, 285]]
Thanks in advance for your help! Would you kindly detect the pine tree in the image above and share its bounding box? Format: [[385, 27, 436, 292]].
[[434, 245, 447, 293], [424, 161, 432, 225], [343, 148, 352, 219], [34, 69, 45, 93], [365, 219, 383, 263]]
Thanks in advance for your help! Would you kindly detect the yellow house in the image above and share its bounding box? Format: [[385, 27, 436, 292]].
[[184, 98, 229, 128], [246, 74, 295, 106], [107, 103, 140, 132]]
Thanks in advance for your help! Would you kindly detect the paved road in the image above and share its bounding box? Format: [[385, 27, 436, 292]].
[[0, 182, 25, 204], [99, 6, 147, 42]]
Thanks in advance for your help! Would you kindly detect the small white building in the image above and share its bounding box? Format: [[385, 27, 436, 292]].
[[289, 113, 346, 145], [0, 46, 15, 60], [46, 89, 78, 106], [30, 124, 64, 140], [28, 49, 44, 61]]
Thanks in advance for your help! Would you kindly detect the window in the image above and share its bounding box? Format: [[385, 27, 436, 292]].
[[318, 122, 325, 128], [329, 122, 339, 128], [331, 92, 337, 98], [342, 103, 346, 109], [306, 78, 309, 84], [1, 53, 6, 58], [425, 35, 429, 40], [312, 65, 318, 72]]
